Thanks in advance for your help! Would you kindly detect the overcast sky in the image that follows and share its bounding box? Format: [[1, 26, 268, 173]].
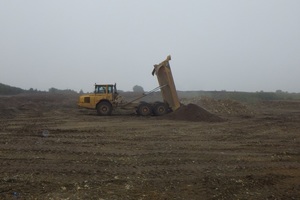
[[0, 0, 299, 93]]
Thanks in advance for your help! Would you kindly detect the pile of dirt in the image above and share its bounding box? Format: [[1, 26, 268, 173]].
[[163, 103, 224, 122], [181, 96, 255, 117]]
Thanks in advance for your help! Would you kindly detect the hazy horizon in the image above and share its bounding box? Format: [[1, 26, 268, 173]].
[[1, 1, 299, 93]]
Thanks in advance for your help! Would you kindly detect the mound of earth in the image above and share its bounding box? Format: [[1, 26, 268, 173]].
[[163, 103, 224, 122], [181, 97, 255, 117]]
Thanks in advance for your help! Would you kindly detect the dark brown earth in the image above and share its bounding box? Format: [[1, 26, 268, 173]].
[[0, 93, 299, 199], [163, 103, 224, 122]]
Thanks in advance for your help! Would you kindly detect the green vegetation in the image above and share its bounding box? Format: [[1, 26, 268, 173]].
[[0, 83, 25, 95], [0, 83, 78, 95], [48, 87, 77, 94], [133, 85, 144, 93]]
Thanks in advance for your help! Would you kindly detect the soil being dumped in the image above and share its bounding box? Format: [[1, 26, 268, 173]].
[[164, 103, 224, 122]]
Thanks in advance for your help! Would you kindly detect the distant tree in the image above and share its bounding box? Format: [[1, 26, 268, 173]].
[[133, 85, 144, 93], [48, 87, 77, 94], [27, 88, 39, 93], [48, 87, 59, 93], [79, 89, 84, 94], [256, 92, 277, 101]]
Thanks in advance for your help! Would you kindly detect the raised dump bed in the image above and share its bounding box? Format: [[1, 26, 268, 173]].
[[152, 55, 181, 112]]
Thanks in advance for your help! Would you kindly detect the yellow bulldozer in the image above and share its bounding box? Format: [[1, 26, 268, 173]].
[[78, 55, 181, 116]]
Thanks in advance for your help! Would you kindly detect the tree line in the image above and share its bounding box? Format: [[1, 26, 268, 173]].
[[0, 83, 24, 95], [1, 82, 299, 102]]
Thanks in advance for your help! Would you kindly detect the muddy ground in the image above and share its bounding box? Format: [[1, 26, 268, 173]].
[[0, 93, 299, 199]]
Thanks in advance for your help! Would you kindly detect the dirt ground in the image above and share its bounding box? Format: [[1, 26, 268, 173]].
[[0, 93, 299, 199]]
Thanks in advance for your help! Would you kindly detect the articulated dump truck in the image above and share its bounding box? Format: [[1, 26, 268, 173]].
[[78, 55, 181, 116]]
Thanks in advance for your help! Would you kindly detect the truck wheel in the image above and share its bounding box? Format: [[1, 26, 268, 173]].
[[97, 102, 112, 116], [153, 102, 168, 116], [137, 103, 152, 116]]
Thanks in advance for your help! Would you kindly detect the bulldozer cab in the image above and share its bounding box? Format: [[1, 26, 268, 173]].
[[94, 84, 115, 100], [78, 84, 117, 109], [94, 84, 114, 95]]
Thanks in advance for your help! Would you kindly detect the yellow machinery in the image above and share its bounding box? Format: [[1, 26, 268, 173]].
[[78, 55, 181, 116], [152, 55, 181, 111], [78, 84, 118, 115]]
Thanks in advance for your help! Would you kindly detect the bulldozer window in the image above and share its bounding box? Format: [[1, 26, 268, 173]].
[[95, 86, 106, 94], [107, 86, 113, 94]]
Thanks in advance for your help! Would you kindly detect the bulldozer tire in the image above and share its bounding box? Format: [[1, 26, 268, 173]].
[[153, 102, 168, 116], [97, 102, 112, 116], [137, 103, 152, 116]]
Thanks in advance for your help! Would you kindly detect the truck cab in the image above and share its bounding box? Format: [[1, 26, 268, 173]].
[[78, 84, 118, 115]]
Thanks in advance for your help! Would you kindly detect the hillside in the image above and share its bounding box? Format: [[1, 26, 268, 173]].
[[0, 83, 25, 95]]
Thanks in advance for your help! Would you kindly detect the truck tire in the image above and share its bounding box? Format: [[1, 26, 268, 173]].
[[153, 102, 168, 116], [137, 103, 152, 116], [97, 102, 112, 116]]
